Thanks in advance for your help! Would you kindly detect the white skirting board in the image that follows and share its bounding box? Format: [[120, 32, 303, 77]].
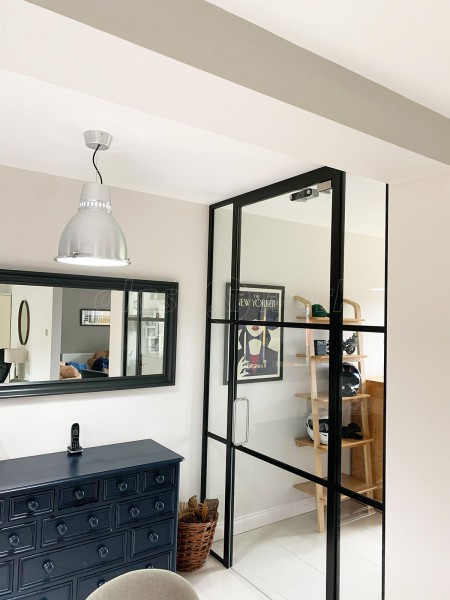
[[214, 496, 317, 541]]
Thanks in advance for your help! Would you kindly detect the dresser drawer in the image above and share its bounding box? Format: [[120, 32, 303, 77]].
[[10, 491, 53, 521], [143, 467, 175, 492], [0, 560, 13, 596], [104, 474, 139, 500], [0, 523, 36, 557], [19, 533, 126, 588], [131, 519, 173, 557], [77, 552, 172, 599], [117, 491, 175, 526], [59, 481, 98, 509], [42, 506, 111, 546], [9, 582, 72, 600]]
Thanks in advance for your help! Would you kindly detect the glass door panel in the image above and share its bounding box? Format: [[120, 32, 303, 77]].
[[207, 323, 230, 439], [204, 438, 228, 560], [344, 174, 386, 327], [235, 327, 329, 479], [233, 451, 326, 599], [339, 498, 383, 600], [340, 332, 384, 504], [211, 205, 234, 320], [240, 183, 332, 323]]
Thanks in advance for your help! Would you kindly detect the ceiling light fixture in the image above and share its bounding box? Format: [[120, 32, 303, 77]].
[[54, 130, 130, 267]]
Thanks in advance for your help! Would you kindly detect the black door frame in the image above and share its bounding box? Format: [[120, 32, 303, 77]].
[[201, 166, 387, 600]]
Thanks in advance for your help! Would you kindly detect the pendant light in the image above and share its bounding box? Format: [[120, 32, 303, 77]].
[[54, 130, 130, 267]]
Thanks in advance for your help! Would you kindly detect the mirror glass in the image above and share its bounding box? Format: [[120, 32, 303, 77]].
[[0, 270, 178, 398]]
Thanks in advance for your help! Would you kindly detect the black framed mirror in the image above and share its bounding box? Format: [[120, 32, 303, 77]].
[[0, 269, 178, 398], [18, 299, 30, 345]]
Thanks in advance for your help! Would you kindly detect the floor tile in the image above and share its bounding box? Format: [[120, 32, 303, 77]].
[[181, 509, 382, 600], [180, 556, 266, 600]]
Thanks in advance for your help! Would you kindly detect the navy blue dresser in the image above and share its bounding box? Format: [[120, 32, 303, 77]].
[[0, 439, 183, 600]]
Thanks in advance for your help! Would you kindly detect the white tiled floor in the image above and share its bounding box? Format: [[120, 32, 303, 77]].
[[180, 506, 382, 600]]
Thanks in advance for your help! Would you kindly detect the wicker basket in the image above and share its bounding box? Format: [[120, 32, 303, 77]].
[[176, 513, 218, 572]]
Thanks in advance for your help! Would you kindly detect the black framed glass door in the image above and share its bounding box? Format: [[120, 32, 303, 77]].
[[201, 167, 387, 600]]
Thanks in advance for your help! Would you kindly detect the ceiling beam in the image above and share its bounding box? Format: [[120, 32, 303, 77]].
[[25, 0, 449, 166]]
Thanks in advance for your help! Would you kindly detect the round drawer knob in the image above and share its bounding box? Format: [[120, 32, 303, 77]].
[[148, 532, 159, 543], [89, 516, 99, 529], [27, 500, 39, 512], [74, 489, 85, 500], [98, 546, 109, 559], [56, 524, 67, 537], [8, 534, 20, 548], [155, 474, 165, 484], [97, 580, 106, 587], [43, 561, 55, 575], [155, 501, 165, 512], [130, 507, 140, 518], [117, 481, 128, 492]]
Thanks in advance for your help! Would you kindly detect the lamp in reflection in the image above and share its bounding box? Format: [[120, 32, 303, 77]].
[[54, 130, 130, 267], [4, 347, 27, 381]]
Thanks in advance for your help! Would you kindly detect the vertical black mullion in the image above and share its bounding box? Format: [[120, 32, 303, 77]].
[[381, 183, 389, 599], [200, 207, 216, 502], [137, 292, 143, 375], [122, 292, 129, 376], [222, 203, 241, 568], [326, 171, 346, 600]]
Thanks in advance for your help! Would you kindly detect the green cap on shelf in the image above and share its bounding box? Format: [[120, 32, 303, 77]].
[[312, 304, 329, 317]]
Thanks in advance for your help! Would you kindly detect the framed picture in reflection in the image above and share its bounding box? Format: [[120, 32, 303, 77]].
[[224, 283, 285, 384]]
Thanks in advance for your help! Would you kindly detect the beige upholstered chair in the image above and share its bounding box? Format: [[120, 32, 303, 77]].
[[86, 569, 199, 600]]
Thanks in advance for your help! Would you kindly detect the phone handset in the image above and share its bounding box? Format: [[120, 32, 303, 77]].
[[67, 422, 83, 454]]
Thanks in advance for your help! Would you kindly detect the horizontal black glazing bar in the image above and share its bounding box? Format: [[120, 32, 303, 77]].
[[235, 444, 329, 488], [207, 431, 228, 445], [342, 324, 385, 334], [337, 485, 383, 512], [212, 166, 339, 210], [210, 318, 332, 331]]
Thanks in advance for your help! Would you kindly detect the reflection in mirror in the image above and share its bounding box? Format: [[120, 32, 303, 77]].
[[18, 299, 30, 345], [125, 291, 166, 376], [0, 270, 178, 398]]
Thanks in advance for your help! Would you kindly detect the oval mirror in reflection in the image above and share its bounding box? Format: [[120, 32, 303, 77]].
[[18, 300, 30, 345]]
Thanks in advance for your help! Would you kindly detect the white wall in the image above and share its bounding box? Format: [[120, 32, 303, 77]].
[[386, 167, 450, 600], [10, 284, 55, 381], [61, 287, 111, 354], [0, 165, 208, 502]]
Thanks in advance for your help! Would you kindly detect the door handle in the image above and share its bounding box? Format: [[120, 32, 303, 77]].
[[233, 397, 249, 446]]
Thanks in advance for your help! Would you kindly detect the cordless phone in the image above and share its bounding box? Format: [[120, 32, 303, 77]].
[[67, 422, 83, 454]]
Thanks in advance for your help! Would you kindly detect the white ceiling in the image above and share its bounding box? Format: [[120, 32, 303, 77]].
[[207, 0, 450, 118], [0, 69, 318, 205], [0, 0, 447, 209]]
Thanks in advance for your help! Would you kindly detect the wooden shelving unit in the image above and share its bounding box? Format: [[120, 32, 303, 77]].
[[293, 295, 377, 532]]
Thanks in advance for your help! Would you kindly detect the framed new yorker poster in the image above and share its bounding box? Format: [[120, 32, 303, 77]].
[[224, 283, 285, 384]]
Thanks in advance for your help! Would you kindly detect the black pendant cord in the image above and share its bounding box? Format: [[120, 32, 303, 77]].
[[92, 144, 103, 184]]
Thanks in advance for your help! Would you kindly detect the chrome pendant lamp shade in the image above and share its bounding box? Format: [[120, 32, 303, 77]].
[[55, 131, 130, 267]]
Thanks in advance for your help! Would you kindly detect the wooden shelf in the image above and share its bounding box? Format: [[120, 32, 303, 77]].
[[295, 437, 374, 451], [295, 392, 370, 403], [296, 316, 364, 324], [296, 354, 367, 362], [293, 474, 379, 501]]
